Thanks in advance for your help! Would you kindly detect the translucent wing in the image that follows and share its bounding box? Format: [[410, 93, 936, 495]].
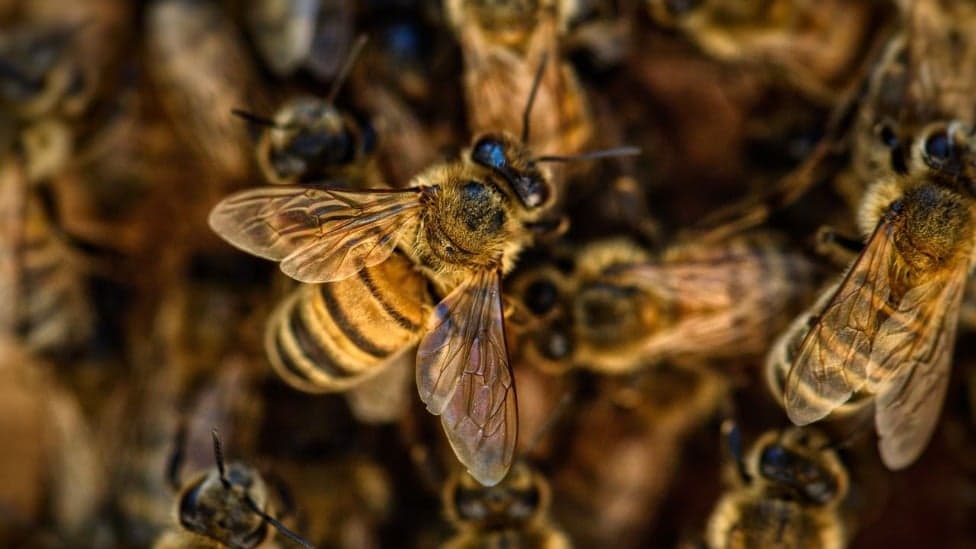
[[783, 208, 958, 425], [873, 264, 965, 469], [416, 270, 517, 486], [208, 186, 421, 283]]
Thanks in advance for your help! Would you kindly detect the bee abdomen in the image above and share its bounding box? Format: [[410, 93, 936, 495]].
[[266, 254, 429, 392]]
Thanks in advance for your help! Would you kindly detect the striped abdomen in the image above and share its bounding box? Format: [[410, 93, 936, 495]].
[[265, 252, 430, 392], [1, 162, 92, 354]]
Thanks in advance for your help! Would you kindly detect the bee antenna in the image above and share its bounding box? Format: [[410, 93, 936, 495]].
[[326, 35, 368, 105], [165, 420, 189, 491], [231, 108, 281, 129], [536, 146, 642, 163], [243, 495, 315, 549], [210, 429, 231, 490], [521, 53, 549, 144], [721, 419, 751, 484]]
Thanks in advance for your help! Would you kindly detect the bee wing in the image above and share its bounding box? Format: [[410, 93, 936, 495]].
[[873, 265, 965, 469], [784, 211, 964, 427], [208, 186, 422, 283], [416, 270, 517, 486]]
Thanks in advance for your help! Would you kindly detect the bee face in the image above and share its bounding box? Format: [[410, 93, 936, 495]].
[[573, 282, 653, 348], [178, 464, 270, 548], [448, 462, 546, 529], [261, 97, 375, 185], [469, 133, 551, 209], [749, 429, 848, 507]]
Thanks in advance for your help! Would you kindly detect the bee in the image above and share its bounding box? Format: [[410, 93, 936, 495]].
[[445, 0, 594, 189], [146, 0, 265, 184], [441, 461, 570, 549], [781, 121, 976, 469], [155, 431, 312, 549], [0, 156, 92, 356], [551, 365, 727, 548], [234, 37, 379, 187], [513, 234, 816, 374], [705, 423, 849, 549], [0, 338, 105, 545], [209, 66, 637, 485], [645, 0, 884, 103]]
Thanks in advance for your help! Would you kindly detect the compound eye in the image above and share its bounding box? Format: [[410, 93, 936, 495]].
[[472, 138, 508, 170], [524, 279, 558, 315], [924, 130, 951, 161]]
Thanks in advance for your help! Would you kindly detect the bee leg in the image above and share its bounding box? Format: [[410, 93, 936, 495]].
[[813, 225, 864, 267]]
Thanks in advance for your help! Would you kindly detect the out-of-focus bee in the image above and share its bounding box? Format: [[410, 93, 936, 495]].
[[445, 0, 594, 189], [513, 234, 816, 374], [0, 338, 105, 545], [155, 431, 312, 549], [235, 37, 380, 187], [146, 0, 265, 184], [705, 423, 849, 549], [0, 156, 92, 356], [441, 461, 570, 548], [781, 122, 976, 469], [552, 365, 727, 548], [646, 0, 883, 103], [245, 0, 355, 80], [209, 76, 637, 485]]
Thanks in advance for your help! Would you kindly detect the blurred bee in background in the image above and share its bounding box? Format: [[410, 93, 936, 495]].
[[441, 461, 570, 548], [0, 338, 106, 546], [646, 0, 886, 104], [782, 121, 976, 469], [146, 0, 266, 186], [445, 0, 594, 191], [0, 156, 93, 356], [234, 36, 381, 187], [704, 423, 850, 549], [551, 365, 727, 548], [245, 0, 355, 81], [209, 65, 638, 485], [155, 431, 312, 549], [512, 233, 816, 374]]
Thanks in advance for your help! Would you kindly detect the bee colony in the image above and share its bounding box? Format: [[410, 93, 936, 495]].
[[3, 0, 976, 547]]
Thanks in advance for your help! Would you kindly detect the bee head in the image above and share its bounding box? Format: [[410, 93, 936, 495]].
[[446, 462, 547, 530], [470, 132, 552, 210], [257, 97, 374, 184], [177, 463, 271, 548], [751, 428, 848, 506]]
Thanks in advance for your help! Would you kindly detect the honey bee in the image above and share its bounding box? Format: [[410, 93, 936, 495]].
[[0, 156, 93, 356], [441, 461, 570, 548], [781, 122, 976, 469], [155, 431, 312, 549], [0, 337, 106, 545], [513, 234, 816, 374], [645, 0, 884, 103], [146, 0, 265, 184], [209, 73, 636, 484], [235, 37, 379, 187], [705, 423, 849, 549], [445, 0, 594, 189]]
